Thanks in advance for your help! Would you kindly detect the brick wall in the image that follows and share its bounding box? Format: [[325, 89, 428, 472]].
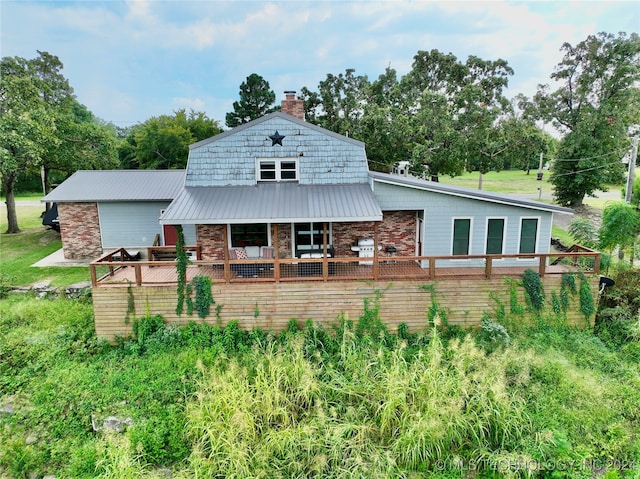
[[196, 224, 226, 260], [275, 223, 292, 258], [58, 202, 102, 259], [332, 211, 417, 258], [378, 211, 418, 256], [195, 212, 417, 260], [281, 91, 305, 120]]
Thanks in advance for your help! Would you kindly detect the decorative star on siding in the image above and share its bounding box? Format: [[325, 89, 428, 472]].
[[269, 131, 285, 146]]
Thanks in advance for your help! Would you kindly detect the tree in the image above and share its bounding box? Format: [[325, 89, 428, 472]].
[[534, 32, 640, 207], [121, 109, 222, 169], [225, 74, 277, 128], [301, 68, 370, 137], [402, 51, 513, 180], [598, 201, 640, 260], [42, 100, 119, 202], [0, 72, 58, 233], [1, 52, 119, 220]]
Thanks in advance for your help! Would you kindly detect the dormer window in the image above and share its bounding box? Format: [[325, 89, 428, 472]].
[[257, 158, 298, 182]]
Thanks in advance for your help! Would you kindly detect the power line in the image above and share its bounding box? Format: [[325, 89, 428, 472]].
[[549, 146, 630, 162], [551, 160, 623, 177]]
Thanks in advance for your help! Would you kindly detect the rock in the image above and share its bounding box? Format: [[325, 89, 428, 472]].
[[0, 395, 15, 415], [31, 280, 51, 290], [26, 433, 37, 445], [92, 415, 133, 433], [65, 281, 92, 299]]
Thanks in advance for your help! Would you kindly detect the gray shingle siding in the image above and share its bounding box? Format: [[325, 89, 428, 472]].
[[185, 115, 369, 186]]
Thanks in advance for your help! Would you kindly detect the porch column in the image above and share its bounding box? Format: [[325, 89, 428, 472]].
[[223, 224, 231, 283], [373, 222, 380, 280], [273, 223, 280, 282], [322, 223, 328, 280]]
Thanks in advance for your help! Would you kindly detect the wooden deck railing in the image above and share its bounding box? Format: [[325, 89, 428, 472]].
[[90, 245, 601, 287]]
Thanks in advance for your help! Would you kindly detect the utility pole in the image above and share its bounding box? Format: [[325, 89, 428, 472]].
[[625, 136, 638, 204], [537, 152, 544, 181]]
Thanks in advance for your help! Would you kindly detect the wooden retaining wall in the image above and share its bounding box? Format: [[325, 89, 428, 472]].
[[92, 276, 600, 340]]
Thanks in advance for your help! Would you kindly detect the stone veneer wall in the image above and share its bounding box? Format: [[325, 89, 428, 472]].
[[58, 202, 103, 259]]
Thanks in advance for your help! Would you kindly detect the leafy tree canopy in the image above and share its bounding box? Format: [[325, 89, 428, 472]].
[[533, 32, 640, 207], [225, 73, 277, 128], [120, 109, 222, 169]]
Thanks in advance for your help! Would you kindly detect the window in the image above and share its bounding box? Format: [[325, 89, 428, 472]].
[[519, 218, 538, 254], [452, 218, 471, 256], [230, 224, 268, 247], [485, 218, 505, 255], [257, 158, 298, 182], [294, 222, 331, 252]]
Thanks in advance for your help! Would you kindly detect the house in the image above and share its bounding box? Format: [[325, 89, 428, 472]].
[[44, 92, 571, 266], [43, 92, 600, 340]]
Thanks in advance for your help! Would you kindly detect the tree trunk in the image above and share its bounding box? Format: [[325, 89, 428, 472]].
[[43, 165, 52, 211], [3, 174, 21, 234], [478, 172, 483, 190]]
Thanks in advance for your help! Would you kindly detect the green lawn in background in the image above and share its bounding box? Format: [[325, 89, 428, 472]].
[[440, 169, 554, 194], [0, 201, 91, 288]]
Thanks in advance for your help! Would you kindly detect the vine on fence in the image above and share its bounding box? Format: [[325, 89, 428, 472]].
[[522, 269, 545, 313], [175, 225, 189, 316]]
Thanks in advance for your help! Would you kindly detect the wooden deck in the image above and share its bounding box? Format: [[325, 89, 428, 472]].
[[91, 247, 600, 287], [90, 247, 602, 341]]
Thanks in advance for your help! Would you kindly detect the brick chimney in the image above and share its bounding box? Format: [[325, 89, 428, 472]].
[[281, 90, 305, 120]]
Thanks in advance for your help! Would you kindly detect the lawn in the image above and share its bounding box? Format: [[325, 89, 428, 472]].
[[0, 200, 92, 288], [440, 168, 633, 205]]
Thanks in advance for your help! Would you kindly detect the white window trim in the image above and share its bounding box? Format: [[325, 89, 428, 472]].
[[256, 157, 299, 182], [484, 216, 507, 258], [517, 216, 540, 259], [450, 216, 473, 259]]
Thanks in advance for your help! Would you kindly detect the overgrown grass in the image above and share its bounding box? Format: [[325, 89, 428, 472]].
[[1, 293, 639, 478]]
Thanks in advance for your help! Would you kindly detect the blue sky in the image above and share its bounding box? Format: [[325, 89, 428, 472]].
[[1, 1, 638, 128]]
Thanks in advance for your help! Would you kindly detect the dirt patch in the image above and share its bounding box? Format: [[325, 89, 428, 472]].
[[553, 205, 603, 231]]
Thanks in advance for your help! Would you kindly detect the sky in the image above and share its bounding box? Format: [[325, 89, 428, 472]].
[[1, 1, 638, 129]]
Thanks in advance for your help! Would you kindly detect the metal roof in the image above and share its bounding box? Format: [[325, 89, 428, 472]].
[[370, 172, 574, 215], [160, 183, 383, 224], [42, 170, 185, 203]]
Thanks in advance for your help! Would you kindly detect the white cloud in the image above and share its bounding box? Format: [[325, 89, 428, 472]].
[[172, 96, 206, 112], [1, 0, 635, 126]]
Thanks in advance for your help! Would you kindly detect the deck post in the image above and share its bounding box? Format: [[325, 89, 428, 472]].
[[485, 256, 493, 279], [538, 255, 546, 277], [135, 264, 142, 286], [428, 257, 436, 279], [593, 253, 601, 274], [90, 264, 97, 287], [273, 224, 280, 282]]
